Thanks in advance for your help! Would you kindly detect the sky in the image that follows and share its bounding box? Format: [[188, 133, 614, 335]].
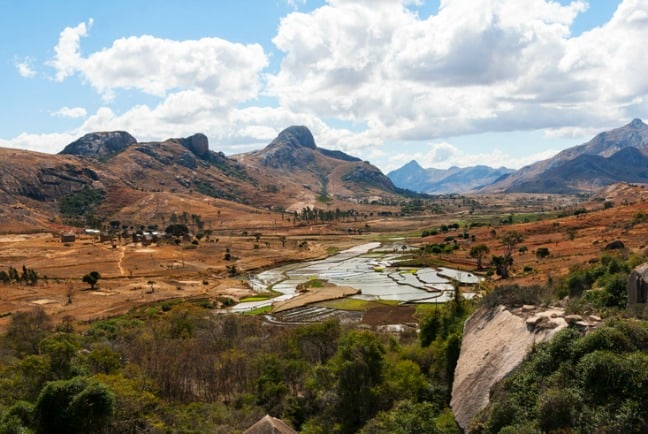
[[1, 0, 646, 173]]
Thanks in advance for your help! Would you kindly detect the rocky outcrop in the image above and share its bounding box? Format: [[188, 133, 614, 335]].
[[343, 163, 397, 193], [180, 133, 209, 158], [60, 131, 137, 158], [260, 126, 318, 168], [627, 263, 648, 305], [451, 305, 569, 431]]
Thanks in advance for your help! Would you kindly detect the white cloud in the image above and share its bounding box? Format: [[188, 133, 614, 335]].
[[15, 58, 36, 78], [0, 132, 78, 154], [267, 0, 646, 150], [52, 106, 87, 118], [50, 19, 93, 81], [49, 23, 268, 103], [12, 0, 645, 170]]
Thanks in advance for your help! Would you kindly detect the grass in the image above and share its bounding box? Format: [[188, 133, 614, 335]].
[[244, 305, 272, 315], [239, 295, 272, 303], [317, 298, 399, 311]]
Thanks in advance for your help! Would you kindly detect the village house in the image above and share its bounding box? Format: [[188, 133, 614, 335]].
[[59, 230, 76, 243]]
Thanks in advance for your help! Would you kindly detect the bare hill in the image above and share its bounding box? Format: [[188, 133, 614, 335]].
[[0, 126, 405, 232]]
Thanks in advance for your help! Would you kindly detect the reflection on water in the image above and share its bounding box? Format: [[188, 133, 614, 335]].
[[234, 242, 482, 312]]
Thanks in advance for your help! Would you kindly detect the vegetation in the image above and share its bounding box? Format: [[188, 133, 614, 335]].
[[0, 300, 473, 433], [0, 266, 38, 286], [473, 321, 648, 433], [82, 271, 101, 290], [472, 252, 648, 432], [58, 187, 106, 227]]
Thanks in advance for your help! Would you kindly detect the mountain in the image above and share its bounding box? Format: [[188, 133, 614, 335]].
[[388, 161, 513, 194], [486, 119, 648, 193], [0, 126, 404, 231], [234, 126, 402, 206]]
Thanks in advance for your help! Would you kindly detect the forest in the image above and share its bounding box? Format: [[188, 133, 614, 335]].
[[1, 251, 648, 433], [0, 293, 468, 433]]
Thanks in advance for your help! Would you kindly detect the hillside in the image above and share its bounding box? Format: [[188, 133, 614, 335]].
[[388, 161, 513, 194], [0, 126, 403, 232], [233, 126, 403, 210], [486, 119, 648, 193]]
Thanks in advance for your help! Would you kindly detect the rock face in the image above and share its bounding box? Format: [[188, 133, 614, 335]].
[[343, 164, 397, 192], [260, 126, 318, 168], [60, 131, 137, 158], [451, 305, 568, 431], [181, 133, 209, 157], [627, 263, 648, 305]]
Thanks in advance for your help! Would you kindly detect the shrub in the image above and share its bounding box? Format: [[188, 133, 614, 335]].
[[481, 284, 549, 308]]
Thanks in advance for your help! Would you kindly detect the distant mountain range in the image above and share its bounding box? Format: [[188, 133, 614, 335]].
[[387, 161, 513, 194], [389, 118, 648, 195], [2, 119, 647, 231], [484, 118, 648, 193]]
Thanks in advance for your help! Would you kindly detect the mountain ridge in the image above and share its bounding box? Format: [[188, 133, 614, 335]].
[[485, 118, 648, 193], [0, 126, 405, 231], [388, 161, 513, 194]]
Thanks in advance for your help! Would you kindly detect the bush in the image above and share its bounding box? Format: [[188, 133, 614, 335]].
[[481, 284, 549, 308], [537, 388, 582, 432]]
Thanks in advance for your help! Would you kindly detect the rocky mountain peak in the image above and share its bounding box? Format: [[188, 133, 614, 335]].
[[59, 131, 137, 158], [270, 126, 317, 150], [629, 118, 646, 129], [259, 126, 318, 169]]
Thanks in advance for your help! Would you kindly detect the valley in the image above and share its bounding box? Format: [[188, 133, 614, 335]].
[[2, 122, 648, 432], [1, 180, 646, 330]]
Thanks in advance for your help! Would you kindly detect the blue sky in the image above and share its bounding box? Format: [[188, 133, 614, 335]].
[[1, 0, 645, 172]]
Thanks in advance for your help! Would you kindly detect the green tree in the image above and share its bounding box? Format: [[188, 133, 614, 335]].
[[82, 271, 101, 290], [470, 244, 490, 270], [330, 331, 386, 433], [34, 377, 115, 434], [164, 224, 190, 238], [491, 232, 523, 279], [535, 247, 550, 259]]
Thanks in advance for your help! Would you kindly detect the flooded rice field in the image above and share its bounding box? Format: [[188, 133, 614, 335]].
[[233, 242, 482, 313]]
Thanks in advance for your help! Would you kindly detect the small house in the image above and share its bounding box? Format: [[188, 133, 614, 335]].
[[60, 231, 76, 243]]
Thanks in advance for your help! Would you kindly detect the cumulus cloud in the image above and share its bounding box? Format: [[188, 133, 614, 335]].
[[48, 22, 268, 103], [50, 19, 93, 81], [15, 58, 36, 78], [52, 106, 87, 118], [8, 0, 646, 169], [267, 0, 645, 146], [0, 132, 78, 154]]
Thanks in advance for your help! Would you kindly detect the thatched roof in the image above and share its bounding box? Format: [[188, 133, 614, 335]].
[[242, 414, 297, 434]]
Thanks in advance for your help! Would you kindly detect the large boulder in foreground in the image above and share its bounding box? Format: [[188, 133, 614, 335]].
[[60, 131, 137, 158], [451, 305, 568, 431]]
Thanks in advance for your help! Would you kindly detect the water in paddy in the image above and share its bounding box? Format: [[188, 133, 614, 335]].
[[234, 242, 481, 312]]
